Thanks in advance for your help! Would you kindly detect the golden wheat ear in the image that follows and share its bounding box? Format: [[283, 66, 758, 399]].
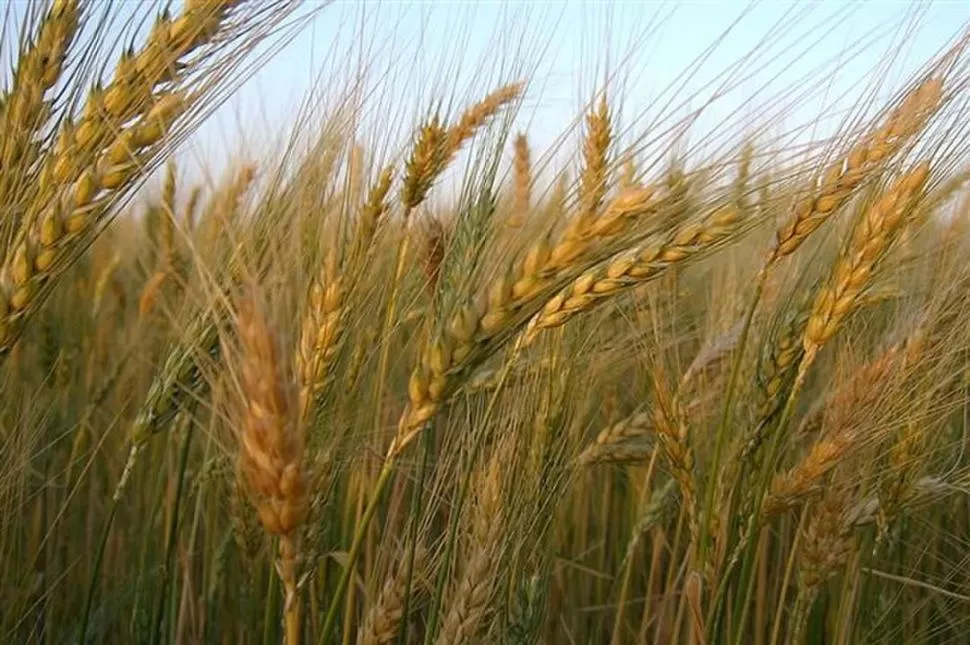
[[391, 186, 661, 459], [0, 1, 278, 361], [233, 294, 306, 645], [768, 77, 942, 266], [509, 132, 532, 227]]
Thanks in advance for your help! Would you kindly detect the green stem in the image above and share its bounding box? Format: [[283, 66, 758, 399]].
[[699, 270, 767, 571], [264, 560, 279, 645], [77, 499, 118, 645], [730, 358, 811, 645], [319, 462, 395, 644], [398, 425, 434, 645], [151, 415, 195, 645], [769, 506, 808, 645]]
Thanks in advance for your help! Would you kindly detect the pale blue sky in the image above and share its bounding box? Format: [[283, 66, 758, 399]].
[[190, 0, 969, 191], [6, 1, 970, 194]]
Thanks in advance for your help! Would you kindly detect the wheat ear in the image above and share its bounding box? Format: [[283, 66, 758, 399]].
[[435, 446, 505, 645], [509, 133, 532, 227], [578, 95, 612, 227], [578, 409, 653, 465], [235, 296, 306, 645], [0, 0, 79, 213], [524, 204, 742, 342], [802, 162, 930, 368], [0, 1, 244, 358], [651, 368, 699, 553], [789, 488, 854, 643], [401, 82, 523, 215], [357, 547, 429, 645], [768, 77, 942, 264], [390, 186, 661, 459]]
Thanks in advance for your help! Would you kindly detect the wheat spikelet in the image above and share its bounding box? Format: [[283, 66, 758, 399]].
[[733, 140, 754, 208], [184, 185, 202, 233], [0, 91, 189, 353], [296, 250, 344, 420], [763, 328, 920, 519], [354, 165, 394, 259], [651, 368, 698, 551], [578, 409, 652, 465], [510, 133, 531, 227], [0, 0, 79, 210], [401, 116, 448, 212], [235, 296, 306, 535], [234, 295, 306, 645], [93, 1, 241, 140], [209, 163, 258, 229], [762, 431, 856, 516], [348, 143, 365, 203], [422, 216, 446, 293], [401, 83, 521, 214], [0, 2, 249, 358], [91, 250, 122, 319], [877, 421, 926, 539], [119, 308, 221, 500], [39, 1, 243, 199], [357, 547, 429, 645], [137, 270, 168, 322], [229, 470, 266, 575], [768, 77, 942, 264], [434, 544, 495, 645], [298, 167, 395, 419], [744, 302, 811, 459], [617, 479, 679, 575], [790, 487, 854, 643], [812, 342, 905, 440], [802, 162, 931, 364], [619, 154, 638, 190], [435, 446, 505, 645], [871, 334, 932, 536], [524, 204, 742, 341], [159, 160, 177, 269], [444, 81, 524, 161], [547, 171, 569, 219], [679, 317, 747, 397], [578, 95, 612, 226]]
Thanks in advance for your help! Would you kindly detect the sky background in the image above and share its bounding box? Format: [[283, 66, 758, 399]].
[[196, 0, 969, 190], [6, 1, 970, 196]]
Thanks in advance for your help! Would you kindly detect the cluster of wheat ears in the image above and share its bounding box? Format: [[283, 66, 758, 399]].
[[5, 1, 970, 644]]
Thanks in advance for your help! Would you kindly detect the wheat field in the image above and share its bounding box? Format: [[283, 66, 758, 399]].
[[4, 2, 970, 644]]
